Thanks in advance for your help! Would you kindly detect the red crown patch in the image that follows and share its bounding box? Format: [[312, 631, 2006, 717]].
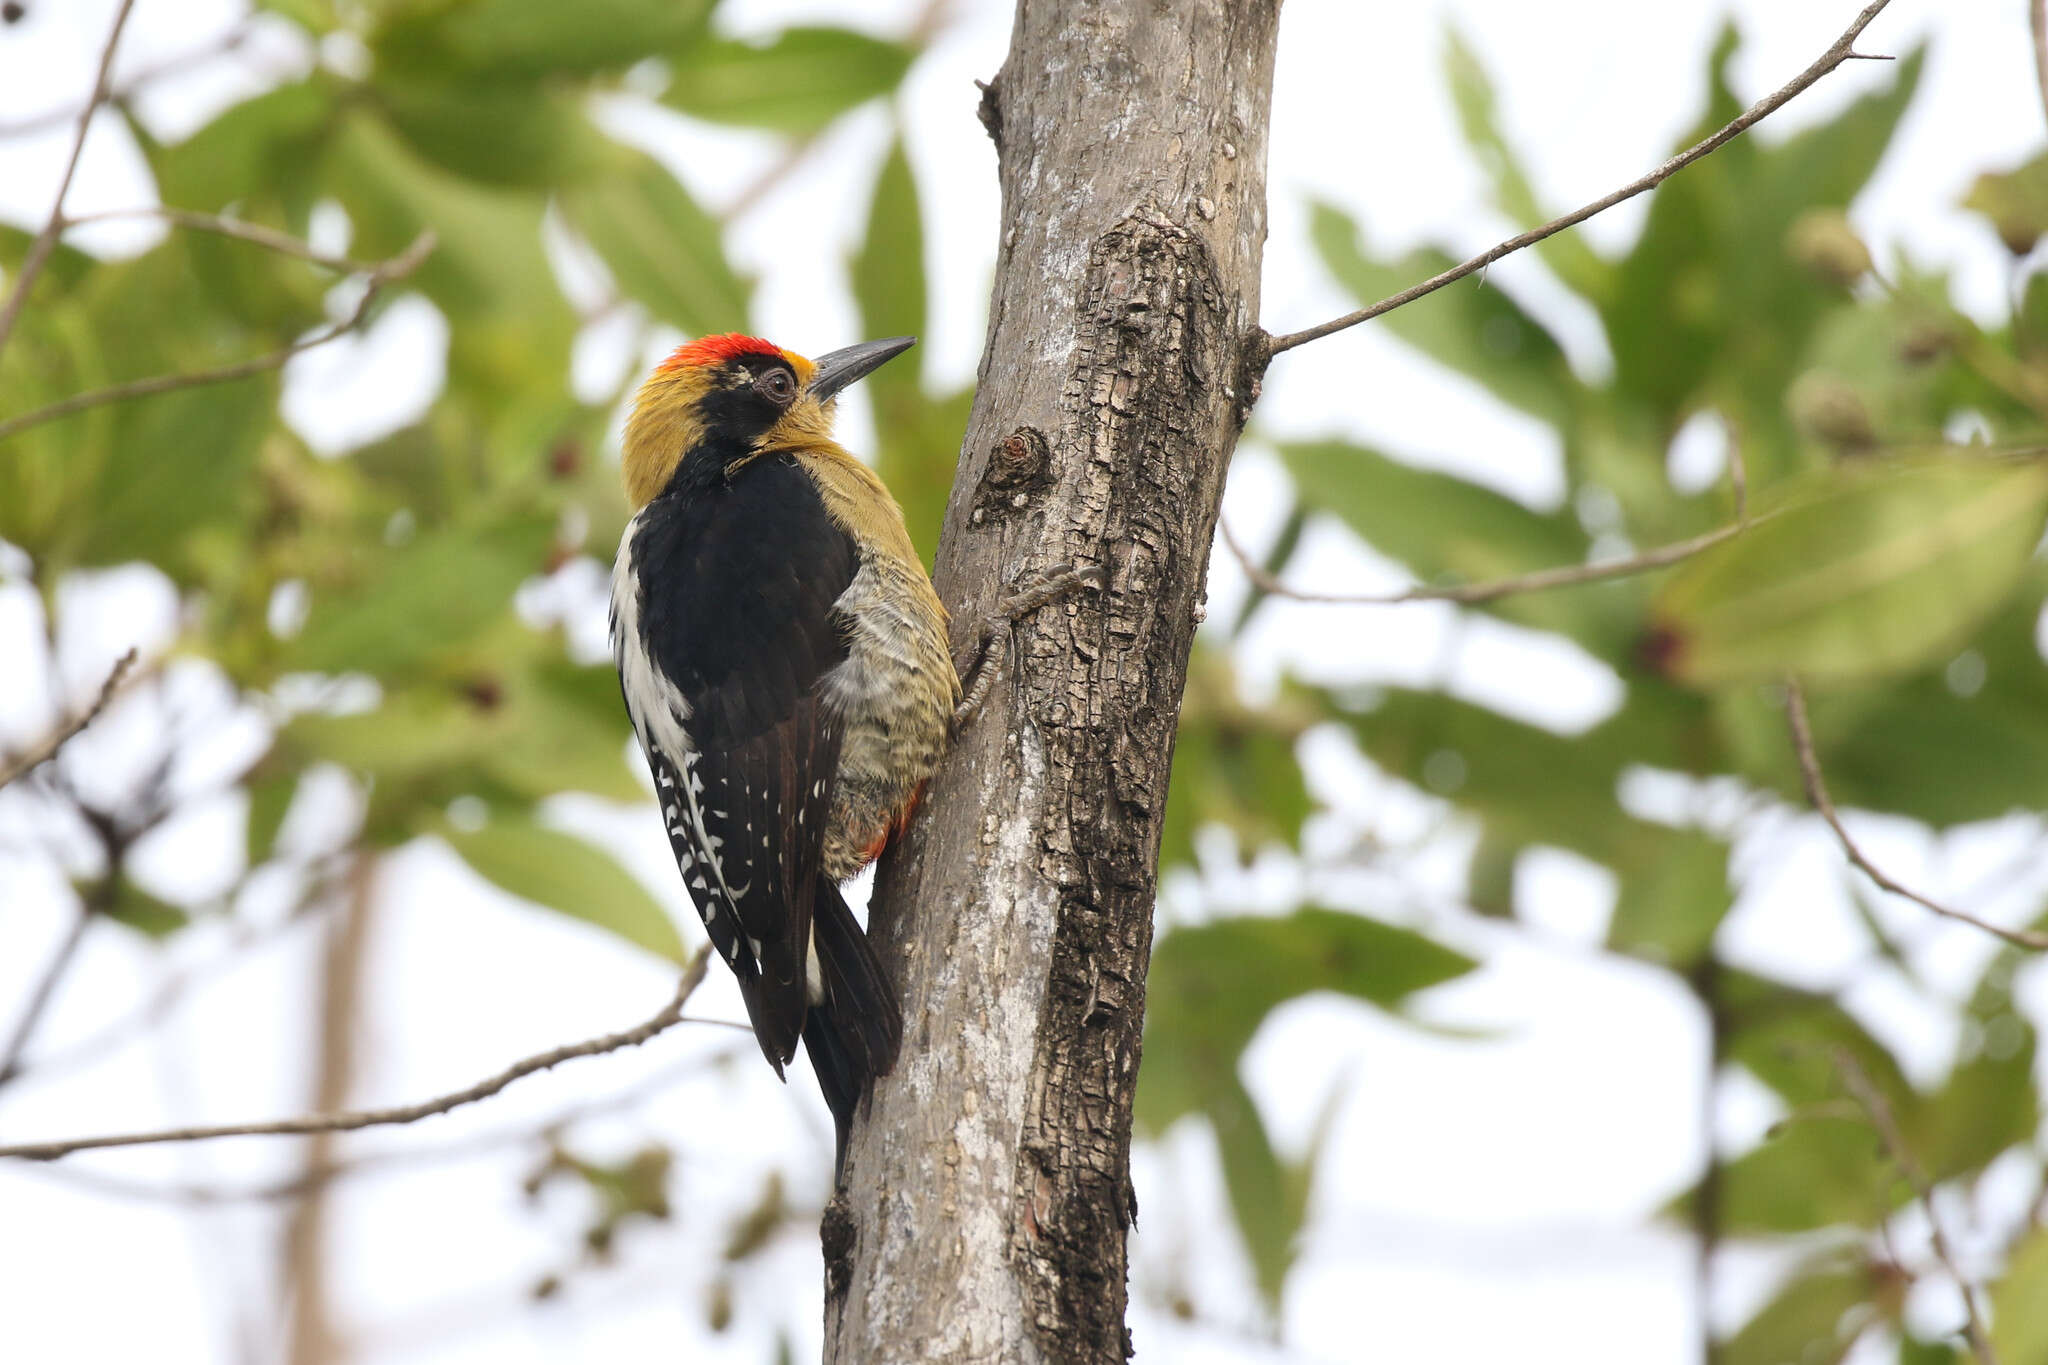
[[659, 333, 783, 371]]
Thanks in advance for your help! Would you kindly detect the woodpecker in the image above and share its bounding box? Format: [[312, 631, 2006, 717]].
[[609, 332, 958, 1169]]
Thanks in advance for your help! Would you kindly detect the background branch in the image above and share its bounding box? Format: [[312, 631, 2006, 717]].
[[1219, 515, 1746, 607], [0, 231, 435, 444], [0, 647, 137, 790], [0, 16, 252, 140], [0, 945, 711, 1162], [1786, 679, 2048, 950], [0, 0, 137, 366], [1259, 0, 1897, 358], [1834, 1050, 2000, 1365], [58, 206, 373, 274]]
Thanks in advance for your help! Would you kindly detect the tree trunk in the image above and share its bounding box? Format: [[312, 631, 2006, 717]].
[[825, 2, 1280, 1360]]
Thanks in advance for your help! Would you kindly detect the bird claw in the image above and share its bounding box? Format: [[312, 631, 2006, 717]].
[[951, 562, 1104, 732]]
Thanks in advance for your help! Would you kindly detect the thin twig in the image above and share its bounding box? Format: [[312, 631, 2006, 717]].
[[721, 136, 827, 225], [15, 1038, 750, 1207], [0, 648, 137, 790], [0, 911, 93, 1089], [0, 946, 712, 1162], [0, 0, 138, 368], [0, 231, 435, 444], [1217, 515, 1745, 607], [1260, 0, 1900, 358], [1785, 679, 2048, 951], [58, 207, 372, 275], [1834, 1050, 2000, 1365], [0, 17, 254, 140]]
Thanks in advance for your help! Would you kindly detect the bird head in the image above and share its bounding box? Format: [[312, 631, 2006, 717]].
[[621, 333, 915, 510]]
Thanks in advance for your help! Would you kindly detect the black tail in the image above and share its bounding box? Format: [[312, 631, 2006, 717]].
[[803, 877, 904, 1177]]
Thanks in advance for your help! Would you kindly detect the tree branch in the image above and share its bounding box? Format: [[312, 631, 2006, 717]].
[[1833, 1050, 2000, 1365], [16, 1039, 750, 1207], [0, 648, 137, 790], [1258, 0, 1898, 359], [1221, 440, 1753, 608], [1785, 679, 2048, 951], [1218, 514, 1745, 607], [0, 0, 138, 367], [0, 945, 711, 1162], [0, 231, 435, 444], [58, 206, 374, 275], [0, 17, 253, 140], [0, 909, 93, 1090]]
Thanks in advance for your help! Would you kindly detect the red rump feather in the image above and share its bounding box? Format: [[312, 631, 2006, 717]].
[[660, 333, 783, 372]]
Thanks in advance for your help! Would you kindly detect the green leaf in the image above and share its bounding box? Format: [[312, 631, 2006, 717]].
[[663, 28, 913, 134], [151, 80, 335, 214], [1650, 457, 2048, 688], [446, 819, 683, 962], [1714, 1113, 1900, 1233], [1720, 969, 1915, 1112], [1918, 941, 2039, 1180], [1140, 907, 1476, 1132], [1720, 1256, 1876, 1365], [1336, 687, 1658, 866], [1205, 1076, 1299, 1309], [99, 879, 191, 939], [852, 136, 925, 399], [283, 516, 555, 677], [1141, 906, 1475, 1308], [1279, 439, 1587, 580], [478, 657, 643, 802], [68, 378, 276, 578], [245, 772, 298, 866], [562, 154, 751, 334], [1603, 38, 1923, 439], [1159, 650, 1317, 868], [1963, 150, 2048, 256], [324, 110, 573, 341], [1308, 201, 1582, 431], [1440, 27, 1608, 301], [1993, 1227, 2048, 1365], [386, 0, 714, 77], [1606, 827, 1731, 968], [375, 79, 606, 187]]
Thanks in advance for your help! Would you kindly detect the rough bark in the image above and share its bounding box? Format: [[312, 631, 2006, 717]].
[[826, 3, 1280, 1361]]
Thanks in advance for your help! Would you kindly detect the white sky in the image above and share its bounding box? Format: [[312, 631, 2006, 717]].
[[1, 1, 2045, 1362]]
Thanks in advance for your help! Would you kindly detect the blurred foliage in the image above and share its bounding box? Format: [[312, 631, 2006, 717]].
[[3, 3, 2047, 1361], [1136, 20, 2048, 1349]]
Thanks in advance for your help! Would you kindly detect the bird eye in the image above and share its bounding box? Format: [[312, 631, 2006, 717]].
[[757, 368, 796, 405]]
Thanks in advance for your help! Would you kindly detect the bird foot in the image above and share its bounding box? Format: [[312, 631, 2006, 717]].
[[952, 563, 1105, 732]]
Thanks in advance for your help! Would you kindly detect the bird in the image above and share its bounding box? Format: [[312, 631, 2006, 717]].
[[608, 332, 958, 1172]]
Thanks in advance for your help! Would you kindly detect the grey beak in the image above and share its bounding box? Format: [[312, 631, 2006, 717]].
[[808, 336, 916, 404]]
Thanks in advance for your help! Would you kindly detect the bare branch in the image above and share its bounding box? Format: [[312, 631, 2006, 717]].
[[0, 0, 138, 367], [0, 17, 253, 140], [58, 207, 372, 274], [0, 911, 92, 1090], [0, 945, 712, 1162], [1259, 0, 1899, 359], [0, 648, 138, 790], [721, 136, 827, 226], [1786, 679, 2048, 951], [1217, 515, 1743, 607], [0, 231, 435, 444], [1834, 1050, 2001, 1365], [15, 1038, 750, 1206]]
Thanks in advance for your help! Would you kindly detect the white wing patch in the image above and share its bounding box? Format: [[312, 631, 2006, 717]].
[[611, 521, 752, 962]]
